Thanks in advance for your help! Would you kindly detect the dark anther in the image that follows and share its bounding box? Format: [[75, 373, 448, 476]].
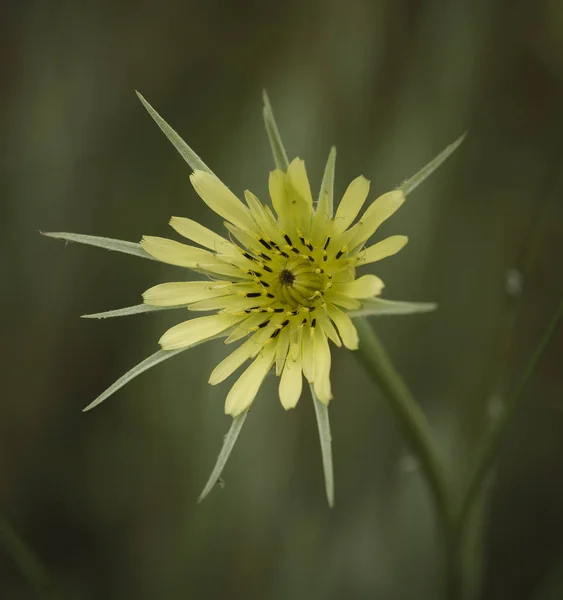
[[271, 329, 281, 339], [259, 238, 272, 250], [323, 237, 331, 250], [291, 247, 300, 254], [262, 264, 273, 273], [266, 293, 275, 299], [260, 281, 270, 288], [307, 256, 315, 262], [306, 243, 313, 251], [311, 318, 317, 328], [258, 320, 270, 328], [273, 308, 285, 313], [336, 249, 345, 259], [283, 234, 292, 245], [248, 270, 262, 277], [260, 253, 272, 261], [246, 292, 261, 298], [279, 251, 289, 258], [243, 252, 256, 261], [281, 319, 290, 328]]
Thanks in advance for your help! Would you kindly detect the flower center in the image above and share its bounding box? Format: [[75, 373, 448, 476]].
[[278, 269, 295, 287]]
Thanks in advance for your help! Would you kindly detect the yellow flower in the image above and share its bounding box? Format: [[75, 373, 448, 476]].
[[140, 162, 410, 416], [43, 91, 463, 504]]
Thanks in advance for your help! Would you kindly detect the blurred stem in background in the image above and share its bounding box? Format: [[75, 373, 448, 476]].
[[354, 318, 461, 599], [0, 517, 60, 599], [458, 297, 563, 531]]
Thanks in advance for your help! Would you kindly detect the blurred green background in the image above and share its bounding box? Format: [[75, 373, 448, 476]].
[[2, 0, 563, 598]]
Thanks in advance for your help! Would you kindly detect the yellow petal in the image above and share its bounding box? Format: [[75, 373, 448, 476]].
[[190, 170, 255, 231], [332, 274, 385, 299], [301, 327, 315, 382], [348, 190, 405, 249], [188, 294, 262, 313], [333, 176, 370, 236], [316, 310, 341, 347], [327, 304, 359, 350], [313, 327, 332, 404], [268, 169, 291, 231], [143, 281, 231, 306], [208, 335, 260, 385], [287, 158, 313, 208], [224, 344, 276, 416], [275, 326, 291, 376], [357, 235, 408, 265], [169, 217, 232, 253], [159, 313, 244, 350], [279, 356, 303, 410], [140, 236, 212, 268]]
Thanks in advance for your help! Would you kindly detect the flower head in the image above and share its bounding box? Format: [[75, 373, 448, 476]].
[[44, 91, 463, 504], [140, 161, 409, 416]]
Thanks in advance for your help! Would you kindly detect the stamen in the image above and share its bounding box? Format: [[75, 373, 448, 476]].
[[283, 234, 292, 245], [279, 251, 290, 258], [260, 253, 272, 261], [270, 329, 281, 339], [323, 237, 331, 250], [258, 320, 270, 329], [259, 238, 272, 250], [245, 292, 261, 298], [243, 252, 256, 262], [266, 293, 275, 299], [263, 265, 273, 273]]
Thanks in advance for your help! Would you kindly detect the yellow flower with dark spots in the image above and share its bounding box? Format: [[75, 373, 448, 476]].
[[43, 91, 464, 504]]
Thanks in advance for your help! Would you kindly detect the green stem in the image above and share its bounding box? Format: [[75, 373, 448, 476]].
[[459, 298, 563, 528], [0, 517, 60, 599], [354, 318, 460, 599]]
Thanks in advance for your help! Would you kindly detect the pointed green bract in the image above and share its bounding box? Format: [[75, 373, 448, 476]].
[[82, 304, 181, 319], [350, 298, 437, 317], [42, 231, 154, 260], [83, 349, 187, 411], [136, 91, 214, 175], [198, 411, 248, 502], [400, 133, 466, 196], [318, 146, 336, 215], [262, 90, 290, 172], [311, 384, 334, 508]]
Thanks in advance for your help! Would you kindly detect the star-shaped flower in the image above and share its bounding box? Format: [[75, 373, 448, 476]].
[[44, 92, 464, 504]]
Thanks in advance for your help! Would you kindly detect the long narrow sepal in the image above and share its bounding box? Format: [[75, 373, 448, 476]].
[[136, 91, 214, 175], [349, 298, 437, 318], [311, 384, 334, 507], [83, 349, 187, 411], [41, 231, 154, 260], [400, 133, 466, 196], [319, 146, 337, 215], [198, 411, 248, 502], [82, 304, 181, 319], [262, 90, 290, 172]]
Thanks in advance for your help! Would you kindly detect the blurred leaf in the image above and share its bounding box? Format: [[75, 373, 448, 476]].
[[82, 304, 180, 319], [311, 384, 334, 508], [318, 146, 336, 214], [262, 90, 290, 171], [350, 298, 437, 317], [400, 133, 466, 196], [42, 231, 153, 260], [136, 91, 214, 175], [198, 411, 248, 502]]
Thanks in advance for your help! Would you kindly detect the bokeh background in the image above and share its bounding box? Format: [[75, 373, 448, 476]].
[[2, 0, 563, 598]]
